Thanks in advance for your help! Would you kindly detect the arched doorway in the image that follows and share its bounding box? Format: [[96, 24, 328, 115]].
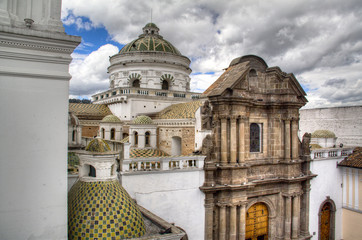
[[319, 198, 336, 240], [162, 80, 169, 90], [246, 203, 268, 240], [172, 136, 181, 155]]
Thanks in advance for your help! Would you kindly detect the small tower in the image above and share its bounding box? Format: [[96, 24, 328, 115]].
[[68, 138, 145, 239]]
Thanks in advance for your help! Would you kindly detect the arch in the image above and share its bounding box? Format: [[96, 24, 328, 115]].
[[318, 197, 336, 240], [172, 136, 182, 155], [101, 128, 105, 139], [145, 131, 151, 147], [249, 69, 257, 77], [123, 132, 129, 139], [246, 202, 269, 240], [110, 164, 116, 176], [82, 164, 96, 178], [132, 79, 140, 88], [250, 123, 261, 152], [134, 131, 138, 146], [110, 128, 115, 140], [162, 80, 169, 90]]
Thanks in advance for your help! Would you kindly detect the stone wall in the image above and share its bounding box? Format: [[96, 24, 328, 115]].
[[299, 106, 362, 146], [158, 127, 195, 155], [82, 126, 99, 138]]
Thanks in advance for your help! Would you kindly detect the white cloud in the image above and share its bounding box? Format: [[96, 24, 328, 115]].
[[62, 0, 362, 107], [69, 44, 119, 98]]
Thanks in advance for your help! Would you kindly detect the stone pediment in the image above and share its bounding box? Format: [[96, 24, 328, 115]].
[[203, 55, 307, 106]]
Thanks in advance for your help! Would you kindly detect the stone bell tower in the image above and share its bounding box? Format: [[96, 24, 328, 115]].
[[200, 55, 314, 240]]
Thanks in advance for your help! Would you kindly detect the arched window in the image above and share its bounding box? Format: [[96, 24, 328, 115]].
[[246, 203, 268, 240], [162, 80, 169, 90], [249, 69, 257, 77], [319, 198, 336, 240], [72, 130, 76, 142], [145, 132, 150, 146], [88, 165, 96, 177], [123, 133, 129, 139], [250, 123, 261, 152], [134, 132, 138, 146], [132, 79, 140, 88], [101, 128, 105, 139], [110, 128, 115, 140]]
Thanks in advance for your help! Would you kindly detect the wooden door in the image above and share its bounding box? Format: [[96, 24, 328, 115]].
[[320, 203, 331, 240], [245, 203, 268, 240]]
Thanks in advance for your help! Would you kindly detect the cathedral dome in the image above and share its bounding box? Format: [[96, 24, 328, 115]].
[[68, 180, 145, 239], [101, 114, 121, 123], [311, 130, 336, 138], [86, 138, 111, 152], [119, 23, 181, 55], [133, 115, 153, 125]]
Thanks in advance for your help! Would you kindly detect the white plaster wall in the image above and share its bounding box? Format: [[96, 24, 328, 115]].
[[121, 170, 205, 240], [309, 157, 344, 239], [300, 106, 362, 146], [0, 77, 70, 239]]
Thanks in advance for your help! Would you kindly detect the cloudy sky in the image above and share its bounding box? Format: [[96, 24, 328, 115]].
[[61, 0, 362, 108]]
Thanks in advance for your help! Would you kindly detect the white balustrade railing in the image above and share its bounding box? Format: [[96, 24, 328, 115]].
[[122, 155, 205, 172], [311, 148, 353, 160]]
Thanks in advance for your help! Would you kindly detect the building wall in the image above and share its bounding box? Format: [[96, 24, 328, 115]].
[[0, 1, 80, 239], [158, 126, 195, 155], [82, 125, 99, 138], [309, 157, 344, 239], [299, 106, 362, 146], [342, 208, 362, 240], [121, 170, 205, 240]]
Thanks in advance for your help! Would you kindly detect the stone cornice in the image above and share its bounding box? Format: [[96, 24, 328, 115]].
[[0, 28, 80, 54]]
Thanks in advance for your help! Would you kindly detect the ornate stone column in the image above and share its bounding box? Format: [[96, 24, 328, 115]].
[[238, 117, 246, 163], [291, 119, 299, 160], [230, 117, 237, 163], [284, 195, 292, 240], [292, 194, 301, 239], [229, 204, 237, 240], [219, 204, 227, 240], [300, 182, 311, 237], [221, 118, 228, 164], [238, 202, 247, 240], [284, 119, 291, 160], [204, 193, 214, 240]]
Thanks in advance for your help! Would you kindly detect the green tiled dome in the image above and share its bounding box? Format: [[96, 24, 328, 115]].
[[68, 180, 145, 239], [133, 115, 153, 125], [311, 130, 336, 138], [101, 114, 121, 123], [86, 138, 111, 152], [119, 23, 181, 55]]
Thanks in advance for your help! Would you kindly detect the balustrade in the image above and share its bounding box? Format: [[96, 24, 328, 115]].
[[311, 148, 353, 160]]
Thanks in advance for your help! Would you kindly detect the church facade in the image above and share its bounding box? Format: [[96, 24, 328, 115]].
[[200, 55, 314, 240]]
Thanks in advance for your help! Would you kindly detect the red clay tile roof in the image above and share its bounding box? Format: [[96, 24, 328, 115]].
[[338, 147, 362, 169]]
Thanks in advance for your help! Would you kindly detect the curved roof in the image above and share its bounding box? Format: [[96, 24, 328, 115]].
[[119, 23, 181, 55], [68, 180, 145, 239], [155, 101, 203, 119], [133, 115, 153, 125], [312, 130, 336, 138], [101, 114, 121, 123], [85, 138, 111, 152], [130, 148, 169, 158]]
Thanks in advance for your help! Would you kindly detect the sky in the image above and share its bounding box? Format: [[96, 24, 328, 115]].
[[61, 0, 362, 109]]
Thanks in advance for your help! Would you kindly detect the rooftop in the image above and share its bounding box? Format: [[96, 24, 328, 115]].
[[338, 147, 362, 169]]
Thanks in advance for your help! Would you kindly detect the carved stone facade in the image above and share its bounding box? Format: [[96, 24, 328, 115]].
[[200, 55, 315, 240]]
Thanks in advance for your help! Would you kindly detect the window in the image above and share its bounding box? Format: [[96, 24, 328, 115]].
[[162, 80, 169, 90], [89, 165, 96, 177], [132, 79, 140, 88], [134, 132, 138, 146], [145, 132, 150, 146], [249, 69, 257, 77], [101, 128, 105, 139], [72, 130, 76, 142], [110, 128, 115, 140], [250, 123, 261, 152]]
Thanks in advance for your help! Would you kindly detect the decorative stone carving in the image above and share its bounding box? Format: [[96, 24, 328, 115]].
[[201, 134, 213, 162], [302, 132, 311, 156], [201, 100, 212, 130]]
